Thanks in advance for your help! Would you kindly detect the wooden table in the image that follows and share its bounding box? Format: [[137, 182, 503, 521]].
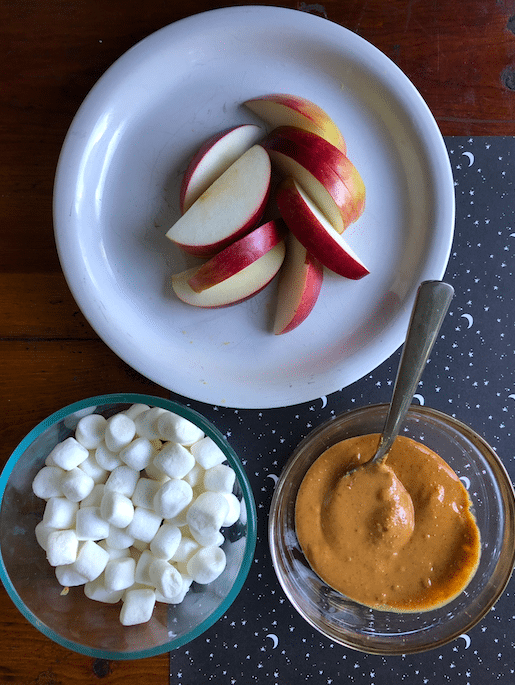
[[1, 1, 514, 682]]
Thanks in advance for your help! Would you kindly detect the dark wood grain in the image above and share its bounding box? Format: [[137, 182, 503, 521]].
[[1, 0, 514, 681]]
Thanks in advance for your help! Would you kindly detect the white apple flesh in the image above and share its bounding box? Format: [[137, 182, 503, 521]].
[[187, 219, 286, 293], [180, 124, 263, 213], [166, 145, 271, 257], [172, 241, 286, 308], [243, 93, 346, 153], [276, 177, 369, 280], [273, 232, 324, 335]]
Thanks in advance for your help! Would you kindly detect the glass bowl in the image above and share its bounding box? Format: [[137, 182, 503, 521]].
[[0, 393, 256, 660], [269, 403, 515, 654]]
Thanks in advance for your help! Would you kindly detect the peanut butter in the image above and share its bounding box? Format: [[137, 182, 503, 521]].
[[295, 434, 481, 612]]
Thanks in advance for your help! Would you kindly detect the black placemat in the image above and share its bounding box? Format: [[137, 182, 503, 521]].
[[169, 137, 515, 683]]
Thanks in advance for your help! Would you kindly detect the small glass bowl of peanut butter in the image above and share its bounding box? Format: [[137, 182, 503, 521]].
[[269, 403, 515, 654]]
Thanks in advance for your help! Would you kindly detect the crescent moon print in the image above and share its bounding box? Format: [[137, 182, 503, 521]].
[[458, 633, 471, 648], [412, 394, 425, 405], [460, 476, 471, 490], [320, 395, 328, 409], [266, 633, 279, 649], [462, 151, 474, 166], [267, 474, 279, 484], [461, 313, 474, 329]]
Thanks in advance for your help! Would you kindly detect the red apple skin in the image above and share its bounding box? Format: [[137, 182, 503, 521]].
[[180, 124, 263, 213], [274, 233, 324, 335], [187, 219, 287, 293], [243, 93, 346, 154], [276, 177, 369, 280], [263, 126, 366, 229]]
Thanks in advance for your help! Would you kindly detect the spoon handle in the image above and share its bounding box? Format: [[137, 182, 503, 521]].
[[372, 280, 454, 464]]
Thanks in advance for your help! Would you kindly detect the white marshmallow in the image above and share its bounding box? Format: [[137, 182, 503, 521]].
[[189, 437, 226, 469], [63, 406, 96, 430], [125, 507, 162, 544], [75, 414, 107, 449], [75, 506, 110, 541], [134, 407, 167, 440], [73, 540, 109, 581], [165, 501, 192, 528], [32, 466, 64, 500], [78, 454, 108, 484], [43, 497, 78, 529], [153, 442, 195, 479], [46, 529, 79, 566], [55, 563, 88, 587], [186, 546, 226, 584], [157, 411, 205, 445], [170, 536, 199, 565], [95, 443, 123, 471], [153, 479, 193, 519], [104, 413, 136, 453], [119, 437, 154, 471], [203, 464, 236, 493], [132, 478, 161, 510], [124, 403, 150, 420], [104, 465, 139, 498], [106, 525, 135, 550], [35, 521, 56, 551], [221, 493, 241, 527], [48, 437, 89, 471], [104, 557, 136, 591], [134, 549, 157, 585], [100, 490, 134, 529], [84, 575, 124, 604], [155, 578, 191, 604], [186, 491, 229, 546], [98, 539, 130, 560], [149, 522, 181, 560], [149, 559, 183, 598], [80, 483, 105, 508], [120, 588, 156, 626], [60, 467, 95, 503], [144, 460, 170, 483], [183, 462, 204, 489]]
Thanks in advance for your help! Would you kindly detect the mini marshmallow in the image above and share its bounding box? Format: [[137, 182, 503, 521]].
[[203, 464, 236, 493], [134, 407, 167, 440], [104, 557, 136, 591], [75, 414, 107, 449], [55, 563, 88, 587], [43, 497, 79, 529], [221, 493, 241, 527], [144, 460, 170, 483], [149, 559, 183, 598], [186, 546, 226, 584], [46, 529, 79, 566], [134, 549, 157, 585], [75, 506, 110, 541], [132, 477, 161, 510], [60, 467, 95, 503], [98, 539, 130, 560], [186, 491, 229, 546], [73, 540, 110, 581], [183, 462, 204, 489], [80, 483, 105, 508], [155, 579, 191, 604], [32, 466, 64, 499], [120, 588, 156, 626], [100, 490, 134, 528], [119, 437, 154, 471], [35, 521, 56, 551], [125, 507, 162, 544], [95, 443, 123, 471], [153, 442, 195, 480], [170, 536, 199, 565], [106, 525, 135, 550], [84, 575, 124, 604], [124, 403, 150, 420], [104, 465, 139, 498], [153, 479, 193, 519], [149, 522, 181, 560], [157, 411, 205, 445], [189, 437, 226, 469], [104, 413, 136, 453], [48, 437, 89, 471], [78, 454, 108, 484]]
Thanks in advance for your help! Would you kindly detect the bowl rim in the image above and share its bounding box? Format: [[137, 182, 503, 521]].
[[269, 403, 515, 654], [0, 392, 257, 660]]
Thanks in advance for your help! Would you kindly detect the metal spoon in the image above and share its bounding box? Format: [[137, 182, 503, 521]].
[[369, 279, 454, 466]]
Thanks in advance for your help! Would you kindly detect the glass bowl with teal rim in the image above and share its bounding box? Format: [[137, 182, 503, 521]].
[[0, 393, 257, 660]]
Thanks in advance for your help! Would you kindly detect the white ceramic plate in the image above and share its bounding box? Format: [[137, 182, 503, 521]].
[[54, 6, 454, 409]]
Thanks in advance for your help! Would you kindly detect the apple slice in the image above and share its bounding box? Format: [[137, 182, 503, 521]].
[[276, 177, 369, 280], [262, 126, 365, 232], [172, 241, 286, 308], [273, 232, 324, 335], [244, 93, 346, 153], [180, 124, 263, 213], [166, 145, 271, 257], [187, 219, 286, 293]]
